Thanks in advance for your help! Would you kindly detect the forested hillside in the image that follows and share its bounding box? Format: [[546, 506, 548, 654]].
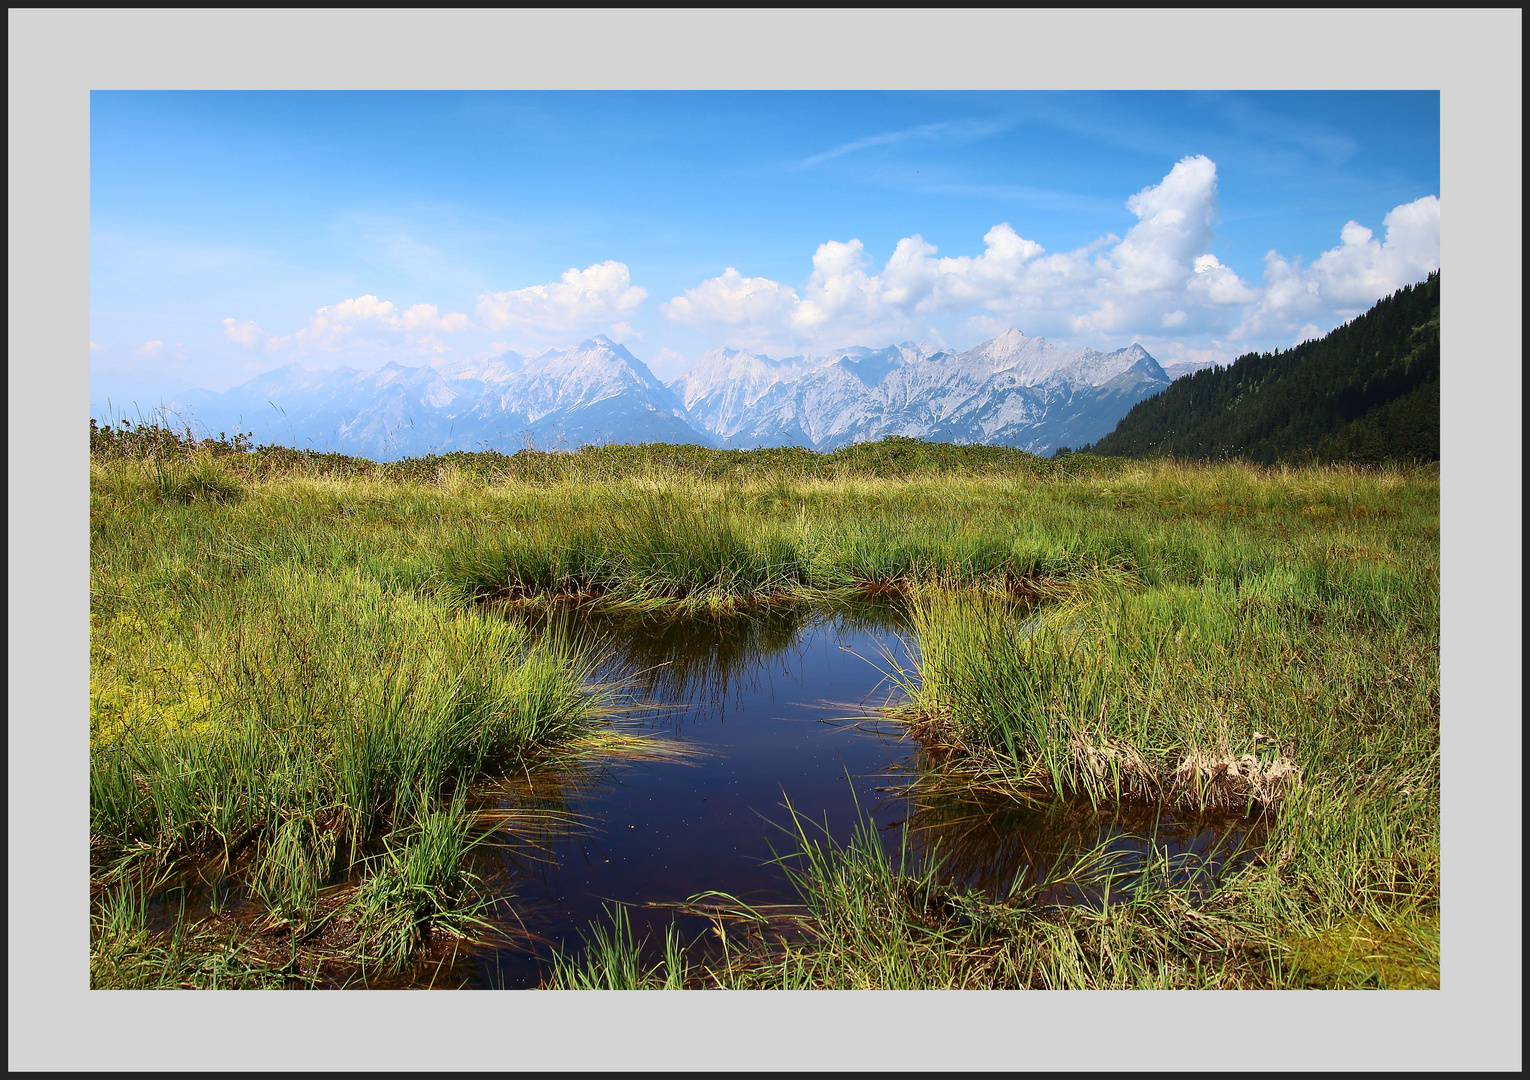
[[1082, 272, 1439, 464]]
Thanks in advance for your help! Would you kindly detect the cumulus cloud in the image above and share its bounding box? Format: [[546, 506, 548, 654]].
[[665, 156, 1260, 349], [1309, 197, 1439, 305], [662, 156, 1437, 356], [1111, 156, 1219, 295], [923, 225, 1052, 311], [221, 318, 263, 346], [662, 268, 800, 332], [222, 317, 293, 351], [665, 225, 1066, 348], [1187, 254, 1260, 306], [1235, 195, 1440, 339], [400, 303, 471, 333], [295, 295, 402, 347], [222, 295, 472, 361], [792, 239, 888, 334], [134, 340, 163, 356], [477, 261, 647, 335]]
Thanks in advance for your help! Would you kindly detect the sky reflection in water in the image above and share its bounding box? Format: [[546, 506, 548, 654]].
[[469, 603, 1264, 988]]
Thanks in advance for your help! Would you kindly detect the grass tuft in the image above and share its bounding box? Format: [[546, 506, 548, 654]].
[[546, 904, 691, 990]]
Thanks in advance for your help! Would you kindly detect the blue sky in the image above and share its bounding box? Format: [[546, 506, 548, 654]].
[[90, 91, 1440, 390]]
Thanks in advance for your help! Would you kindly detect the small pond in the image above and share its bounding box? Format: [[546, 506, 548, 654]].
[[134, 600, 1265, 988], [459, 602, 1265, 988]]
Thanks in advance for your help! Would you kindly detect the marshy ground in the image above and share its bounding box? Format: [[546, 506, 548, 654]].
[[88, 426, 1440, 989]]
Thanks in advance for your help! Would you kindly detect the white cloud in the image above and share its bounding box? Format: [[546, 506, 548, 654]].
[[1309, 196, 1440, 306], [663, 156, 1262, 349], [90, 340, 100, 351], [221, 318, 262, 346], [661, 268, 801, 342], [403, 333, 451, 356], [222, 296, 472, 362], [791, 239, 887, 334], [296, 295, 400, 347], [1235, 195, 1440, 339], [223, 317, 294, 351], [1111, 156, 1219, 294], [875, 225, 1054, 317], [134, 340, 163, 356], [400, 303, 470, 333], [801, 117, 1014, 168], [1188, 254, 1260, 305], [665, 226, 1066, 350], [477, 261, 647, 335], [662, 157, 1437, 357]]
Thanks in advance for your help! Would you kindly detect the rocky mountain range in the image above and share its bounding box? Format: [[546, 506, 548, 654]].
[[110, 337, 699, 458], [93, 330, 1207, 460], [670, 330, 1178, 454]]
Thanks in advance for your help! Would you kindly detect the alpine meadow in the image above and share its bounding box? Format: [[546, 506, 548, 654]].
[[87, 90, 1442, 991]]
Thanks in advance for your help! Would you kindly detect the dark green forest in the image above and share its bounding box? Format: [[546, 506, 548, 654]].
[[1081, 272, 1439, 464]]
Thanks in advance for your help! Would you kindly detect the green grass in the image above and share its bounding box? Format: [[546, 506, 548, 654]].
[[91, 433, 624, 981], [549, 805, 1278, 990], [547, 905, 693, 990], [1286, 913, 1440, 989], [344, 792, 493, 974], [91, 423, 1439, 988], [89, 874, 305, 989]]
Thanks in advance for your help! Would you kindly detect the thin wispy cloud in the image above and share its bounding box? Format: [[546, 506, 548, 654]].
[[1023, 94, 1361, 177], [1209, 94, 1360, 166], [894, 179, 1122, 216], [799, 117, 1014, 168]]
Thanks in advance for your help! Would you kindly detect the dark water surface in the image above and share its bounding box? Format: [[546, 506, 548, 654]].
[[463, 603, 1264, 988], [468, 604, 919, 987]]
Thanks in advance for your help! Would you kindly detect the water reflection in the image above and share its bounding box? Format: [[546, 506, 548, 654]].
[[506, 599, 912, 717], [461, 603, 1266, 987], [899, 793, 1267, 907]]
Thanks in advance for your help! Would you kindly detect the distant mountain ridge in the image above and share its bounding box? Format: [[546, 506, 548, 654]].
[[1083, 273, 1440, 464], [92, 328, 1185, 460], [670, 329, 1173, 455], [124, 336, 705, 459]]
